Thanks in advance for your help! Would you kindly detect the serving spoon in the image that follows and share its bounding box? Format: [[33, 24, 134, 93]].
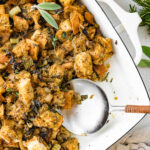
[[61, 79, 150, 135]]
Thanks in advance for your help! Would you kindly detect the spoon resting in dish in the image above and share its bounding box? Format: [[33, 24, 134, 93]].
[[61, 79, 150, 135]]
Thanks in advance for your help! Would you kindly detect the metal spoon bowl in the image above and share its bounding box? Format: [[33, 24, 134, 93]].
[[61, 79, 150, 135], [61, 79, 109, 135]]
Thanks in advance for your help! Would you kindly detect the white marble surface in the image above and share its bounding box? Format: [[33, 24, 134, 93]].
[[98, 0, 150, 149]]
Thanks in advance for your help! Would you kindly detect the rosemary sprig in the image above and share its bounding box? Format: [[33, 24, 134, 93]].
[[31, 2, 61, 29], [130, 0, 150, 33]]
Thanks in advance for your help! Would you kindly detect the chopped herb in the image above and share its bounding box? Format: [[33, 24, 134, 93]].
[[130, 0, 150, 33], [62, 31, 67, 38], [102, 72, 109, 81], [15, 70, 19, 74], [81, 95, 88, 101], [6, 88, 13, 92], [110, 78, 113, 83], [82, 28, 88, 35], [16, 92, 19, 97], [129, 4, 137, 13], [52, 36, 58, 48]]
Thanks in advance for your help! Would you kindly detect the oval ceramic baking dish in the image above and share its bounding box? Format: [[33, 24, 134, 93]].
[[71, 0, 150, 149]]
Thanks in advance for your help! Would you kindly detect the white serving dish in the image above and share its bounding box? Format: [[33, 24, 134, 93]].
[[72, 0, 150, 149]]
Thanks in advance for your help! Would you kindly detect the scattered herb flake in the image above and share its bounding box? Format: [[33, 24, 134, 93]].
[[102, 72, 109, 81], [110, 78, 113, 83], [62, 31, 67, 39], [129, 4, 137, 13], [16, 92, 19, 97], [6, 88, 13, 92], [90, 94, 94, 99], [81, 95, 88, 101], [52, 36, 58, 48]]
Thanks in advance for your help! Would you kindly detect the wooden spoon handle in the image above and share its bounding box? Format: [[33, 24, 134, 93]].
[[125, 105, 150, 113]]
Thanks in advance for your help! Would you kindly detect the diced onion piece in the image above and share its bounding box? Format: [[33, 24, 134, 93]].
[[10, 38, 19, 44], [9, 6, 21, 18]]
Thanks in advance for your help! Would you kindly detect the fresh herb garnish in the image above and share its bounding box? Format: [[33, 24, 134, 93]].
[[130, 0, 150, 33], [129, 4, 137, 13], [138, 46, 150, 67], [142, 46, 150, 58], [138, 59, 150, 67], [31, 2, 61, 29], [38, 2, 61, 10], [40, 10, 59, 29]]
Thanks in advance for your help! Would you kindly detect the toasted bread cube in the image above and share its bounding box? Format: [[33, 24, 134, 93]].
[[18, 78, 34, 105], [33, 106, 63, 131], [60, 19, 72, 32], [0, 75, 5, 87], [70, 11, 84, 34], [74, 52, 93, 78], [52, 91, 65, 107], [36, 87, 53, 104], [63, 90, 74, 109], [57, 126, 71, 143], [62, 138, 79, 150], [0, 14, 10, 30], [13, 16, 29, 32], [85, 11, 94, 24], [0, 104, 4, 120], [30, 10, 41, 30], [8, 100, 30, 120], [0, 120, 18, 145], [72, 33, 88, 55], [26, 39, 39, 60], [0, 30, 11, 44], [12, 40, 29, 57], [31, 29, 52, 49], [56, 30, 66, 42], [89, 43, 105, 65], [26, 136, 48, 150], [0, 5, 5, 14], [49, 64, 65, 85], [15, 70, 31, 80]]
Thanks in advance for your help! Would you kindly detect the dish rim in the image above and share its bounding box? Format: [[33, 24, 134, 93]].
[[94, 0, 150, 149]]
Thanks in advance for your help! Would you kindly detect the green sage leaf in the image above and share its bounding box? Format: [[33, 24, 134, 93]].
[[38, 2, 61, 10], [138, 59, 150, 67], [40, 10, 58, 29], [142, 46, 150, 58]]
